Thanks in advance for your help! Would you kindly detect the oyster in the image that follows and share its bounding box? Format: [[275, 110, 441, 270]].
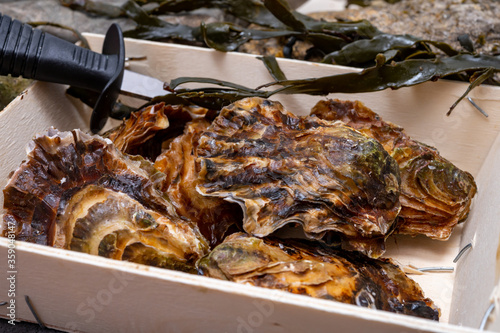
[[311, 99, 477, 239], [198, 233, 439, 320], [105, 102, 210, 161], [196, 97, 401, 257], [2, 128, 208, 271], [154, 118, 242, 247], [104, 102, 170, 159], [105, 102, 242, 246]]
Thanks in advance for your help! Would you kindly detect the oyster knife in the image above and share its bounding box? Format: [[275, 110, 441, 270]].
[[0, 13, 166, 133]]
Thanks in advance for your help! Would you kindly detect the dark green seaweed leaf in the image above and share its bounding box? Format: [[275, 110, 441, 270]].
[[152, 0, 287, 29], [0, 76, 32, 111], [302, 32, 347, 54], [122, 0, 201, 42], [263, 0, 381, 39], [379, 49, 399, 64], [261, 54, 500, 95], [165, 54, 499, 113], [322, 34, 459, 67], [60, 0, 125, 17], [123, 23, 201, 42], [258, 55, 288, 81], [151, 0, 220, 13], [122, 0, 165, 27], [169, 76, 261, 92], [201, 22, 300, 52], [29, 21, 91, 49], [62, 0, 500, 115], [263, 0, 306, 32], [127, 0, 382, 52], [347, 0, 402, 6], [162, 77, 271, 110]]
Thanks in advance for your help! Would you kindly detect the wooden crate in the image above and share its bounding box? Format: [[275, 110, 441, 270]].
[[1, 35, 500, 332]]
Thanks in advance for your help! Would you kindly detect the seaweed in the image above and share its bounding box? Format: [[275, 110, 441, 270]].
[[322, 34, 459, 67], [200, 22, 300, 52], [161, 54, 500, 114], [258, 55, 288, 81], [261, 54, 500, 95], [59, 0, 499, 114], [120, 0, 378, 52], [122, 1, 202, 43], [152, 0, 287, 29]]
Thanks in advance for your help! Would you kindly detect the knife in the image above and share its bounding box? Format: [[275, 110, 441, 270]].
[[0, 13, 167, 133]]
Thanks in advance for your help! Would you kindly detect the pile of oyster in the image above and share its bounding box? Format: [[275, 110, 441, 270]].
[[1, 97, 477, 320]]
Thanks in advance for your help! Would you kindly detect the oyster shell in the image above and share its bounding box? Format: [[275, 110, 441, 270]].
[[104, 102, 170, 159], [311, 99, 477, 240], [196, 97, 401, 257], [154, 119, 242, 247], [105, 102, 241, 246], [104, 102, 210, 161], [2, 128, 208, 271], [198, 233, 439, 320]]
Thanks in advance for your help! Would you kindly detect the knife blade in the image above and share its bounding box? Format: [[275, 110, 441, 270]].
[[121, 69, 168, 100], [0, 13, 167, 133]]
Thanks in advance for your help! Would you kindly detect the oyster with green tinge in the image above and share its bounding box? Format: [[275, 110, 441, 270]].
[[196, 97, 401, 257], [311, 99, 477, 240], [198, 233, 439, 320], [2, 128, 208, 271]]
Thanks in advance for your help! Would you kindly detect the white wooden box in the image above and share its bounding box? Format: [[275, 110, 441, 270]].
[[1, 35, 500, 332]]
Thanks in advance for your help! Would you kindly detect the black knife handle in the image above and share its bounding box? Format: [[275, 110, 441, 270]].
[[0, 13, 125, 133]]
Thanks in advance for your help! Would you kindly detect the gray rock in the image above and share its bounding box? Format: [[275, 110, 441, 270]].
[[0, 0, 134, 35]]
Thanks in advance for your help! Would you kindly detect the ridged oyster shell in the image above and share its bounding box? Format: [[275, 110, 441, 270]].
[[198, 233, 439, 320], [195, 97, 401, 257], [311, 99, 477, 240], [2, 128, 208, 271]]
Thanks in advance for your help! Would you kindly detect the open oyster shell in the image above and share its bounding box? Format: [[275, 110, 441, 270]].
[[311, 99, 477, 240], [195, 97, 401, 257], [198, 233, 439, 320], [2, 128, 208, 271]]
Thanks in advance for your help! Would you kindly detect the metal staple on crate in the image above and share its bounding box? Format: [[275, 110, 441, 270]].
[[25, 295, 46, 329], [453, 242, 473, 263], [480, 303, 495, 331], [416, 266, 455, 273], [467, 97, 489, 118], [410, 241, 474, 274]]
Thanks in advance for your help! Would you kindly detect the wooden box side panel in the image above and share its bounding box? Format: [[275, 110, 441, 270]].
[[0, 35, 498, 332], [450, 131, 500, 330], [0, 239, 479, 333]]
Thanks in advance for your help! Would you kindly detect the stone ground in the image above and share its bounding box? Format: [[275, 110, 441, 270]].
[[0, 0, 134, 36]]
